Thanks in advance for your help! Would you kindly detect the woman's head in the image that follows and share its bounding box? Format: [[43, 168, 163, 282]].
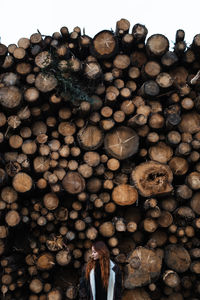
[[91, 240, 110, 261], [85, 240, 110, 289]]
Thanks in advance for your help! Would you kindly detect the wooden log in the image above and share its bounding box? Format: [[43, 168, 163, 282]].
[[124, 246, 162, 288], [12, 172, 32, 193], [187, 172, 200, 190], [163, 270, 180, 288], [35, 73, 57, 93], [146, 34, 169, 56], [156, 72, 173, 89], [113, 54, 130, 70], [148, 142, 173, 164], [164, 245, 191, 273], [132, 24, 148, 42], [29, 279, 43, 294], [116, 18, 130, 36], [104, 126, 139, 160], [56, 250, 71, 266], [84, 61, 102, 80], [190, 192, 200, 215], [5, 210, 20, 227], [142, 60, 161, 78], [77, 125, 103, 150], [139, 80, 160, 97], [131, 161, 173, 197], [36, 253, 55, 271], [91, 30, 118, 59], [47, 289, 62, 300], [158, 211, 173, 228], [43, 193, 59, 210], [112, 184, 138, 206], [168, 157, 189, 176], [62, 171, 85, 194], [0, 86, 22, 109], [122, 288, 151, 300], [178, 112, 200, 134], [99, 221, 115, 237]]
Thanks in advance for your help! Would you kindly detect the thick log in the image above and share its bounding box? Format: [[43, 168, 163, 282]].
[[35, 73, 57, 93], [104, 126, 139, 160], [56, 250, 71, 266], [91, 30, 118, 59], [99, 221, 115, 237], [164, 245, 191, 273], [148, 142, 173, 164], [0, 86, 22, 109], [146, 34, 169, 56], [122, 288, 151, 300], [112, 184, 138, 206], [124, 246, 162, 288], [12, 172, 32, 193], [131, 161, 173, 197], [62, 171, 85, 194], [77, 125, 103, 150], [163, 270, 180, 288], [36, 253, 55, 271]]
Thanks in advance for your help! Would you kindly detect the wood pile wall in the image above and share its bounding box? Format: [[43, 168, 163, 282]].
[[0, 19, 200, 299]]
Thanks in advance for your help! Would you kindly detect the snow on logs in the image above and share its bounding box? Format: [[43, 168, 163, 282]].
[[1, 18, 200, 299]]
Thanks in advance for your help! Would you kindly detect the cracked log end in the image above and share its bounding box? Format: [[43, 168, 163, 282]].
[[131, 161, 173, 197], [124, 246, 162, 289], [91, 30, 118, 59], [104, 126, 139, 160]]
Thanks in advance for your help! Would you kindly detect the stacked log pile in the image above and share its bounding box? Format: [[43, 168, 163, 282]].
[[0, 19, 200, 299]]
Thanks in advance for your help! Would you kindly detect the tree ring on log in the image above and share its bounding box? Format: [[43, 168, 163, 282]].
[[164, 245, 191, 273], [35, 51, 52, 69], [104, 126, 139, 160], [77, 125, 103, 150], [124, 246, 162, 288], [12, 172, 32, 193], [131, 161, 173, 197], [36, 252, 55, 270], [146, 34, 169, 56], [35, 73, 57, 93], [0, 86, 22, 109], [91, 30, 118, 59], [62, 171, 85, 194], [112, 184, 138, 206]]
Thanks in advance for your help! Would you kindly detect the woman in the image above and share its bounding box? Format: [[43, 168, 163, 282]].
[[79, 240, 122, 300]]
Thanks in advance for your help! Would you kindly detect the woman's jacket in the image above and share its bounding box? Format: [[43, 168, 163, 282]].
[[79, 259, 122, 300]]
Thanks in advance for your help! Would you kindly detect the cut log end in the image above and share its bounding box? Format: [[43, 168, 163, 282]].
[[91, 30, 118, 58], [104, 126, 139, 160], [131, 161, 173, 197], [112, 184, 138, 206]]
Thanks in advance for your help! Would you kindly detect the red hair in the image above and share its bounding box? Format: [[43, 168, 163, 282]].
[[85, 241, 110, 289]]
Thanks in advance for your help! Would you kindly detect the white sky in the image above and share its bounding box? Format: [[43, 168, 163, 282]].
[[1, 0, 200, 48]]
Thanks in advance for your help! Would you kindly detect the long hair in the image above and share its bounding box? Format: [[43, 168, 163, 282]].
[[85, 240, 110, 289]]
